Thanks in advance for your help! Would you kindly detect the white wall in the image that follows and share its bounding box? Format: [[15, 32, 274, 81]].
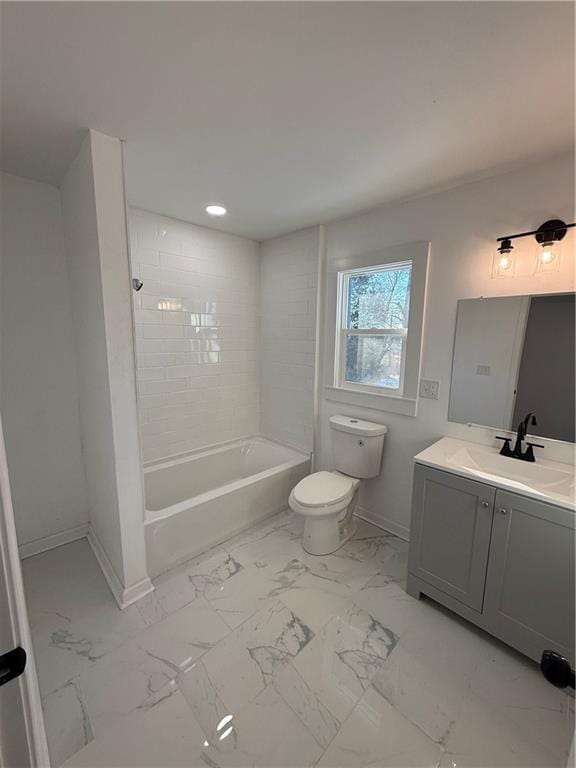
[[317, 152, 575, 538], [0, 172, 89, 549], [129, 208, 260, 462], [61, 130, 151, 607], [260, 227, 319, 452]]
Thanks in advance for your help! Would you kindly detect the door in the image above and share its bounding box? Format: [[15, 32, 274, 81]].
[[408, 465, 495, 611], [484, 490, 575, 665], [0, 413, 49, 767]]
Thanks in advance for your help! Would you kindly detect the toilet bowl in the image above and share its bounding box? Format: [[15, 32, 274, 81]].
[[289, 471, 360, 555], [289, 415, 387, 555]]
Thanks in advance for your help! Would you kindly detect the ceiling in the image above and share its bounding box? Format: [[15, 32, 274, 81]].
[[1, 2, 574, 241]]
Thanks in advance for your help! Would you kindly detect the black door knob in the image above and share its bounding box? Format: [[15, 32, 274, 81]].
[[540, 650, 575, 689], [0, 646, 26, 687]]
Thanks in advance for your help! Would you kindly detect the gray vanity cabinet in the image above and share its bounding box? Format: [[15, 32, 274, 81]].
[[483, 490, 575, 664], [408, 466, 495, 611], [407, 464, 575, 665]]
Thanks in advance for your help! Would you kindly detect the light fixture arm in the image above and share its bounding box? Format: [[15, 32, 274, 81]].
[[497, 219, 575, 245]]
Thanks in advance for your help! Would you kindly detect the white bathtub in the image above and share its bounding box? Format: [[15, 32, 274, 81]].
[[144, 437, 310, 576]]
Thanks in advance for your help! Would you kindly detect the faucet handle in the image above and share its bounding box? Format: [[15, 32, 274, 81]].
[[524, 442, 544, 462], [495, 436, 513, 457]]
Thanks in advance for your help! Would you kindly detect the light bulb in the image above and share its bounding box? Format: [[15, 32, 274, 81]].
[[536, 240, 561, 273], [206, 204, 227, 217], [492, 238, 515, 278]]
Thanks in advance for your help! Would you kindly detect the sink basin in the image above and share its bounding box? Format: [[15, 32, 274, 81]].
[[415, 437, 575, 510]]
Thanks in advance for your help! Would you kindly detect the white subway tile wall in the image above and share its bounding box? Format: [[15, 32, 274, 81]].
[[129, 209, 260, 462], [260, 228, 319, 452]]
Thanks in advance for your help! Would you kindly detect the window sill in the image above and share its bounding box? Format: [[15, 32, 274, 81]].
[[324, 385, 417, 417]]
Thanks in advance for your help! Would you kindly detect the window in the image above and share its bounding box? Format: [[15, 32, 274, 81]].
[[336, 261, 412, 395], [325, 241, 428, 416]]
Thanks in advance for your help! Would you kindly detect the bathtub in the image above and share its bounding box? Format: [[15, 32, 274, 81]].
[[144, 437, 310, 577]]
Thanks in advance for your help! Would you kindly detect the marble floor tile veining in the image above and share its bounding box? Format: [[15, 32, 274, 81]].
[[22, 510, 574, 768]]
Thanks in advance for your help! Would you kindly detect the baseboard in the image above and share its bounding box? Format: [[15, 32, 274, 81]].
[[120, 576, 155, 609], [356, 506, 410, 541], [19, 523, 90, 560], [87, 525, 154, 610]]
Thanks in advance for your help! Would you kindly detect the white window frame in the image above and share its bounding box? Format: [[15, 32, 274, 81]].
[[323, 241, 429, 417], [335, 262, 411, 396]]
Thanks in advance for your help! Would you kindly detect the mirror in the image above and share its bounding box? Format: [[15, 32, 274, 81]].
[[448, 293, 575, 442]]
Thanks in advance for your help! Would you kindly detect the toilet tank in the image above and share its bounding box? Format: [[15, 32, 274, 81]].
[[329, 415, 387, 478]]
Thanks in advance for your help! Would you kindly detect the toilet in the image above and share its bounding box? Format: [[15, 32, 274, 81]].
[[289, 415, 387, 555]]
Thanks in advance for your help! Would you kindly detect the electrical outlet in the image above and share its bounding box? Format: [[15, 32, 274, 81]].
[[419, 378, 440, 400]]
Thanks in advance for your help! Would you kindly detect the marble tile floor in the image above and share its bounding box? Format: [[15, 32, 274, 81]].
[[22, 510, 574, 768]]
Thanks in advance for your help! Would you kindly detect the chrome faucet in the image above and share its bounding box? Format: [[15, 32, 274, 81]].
[[496, 412, 544, 462]]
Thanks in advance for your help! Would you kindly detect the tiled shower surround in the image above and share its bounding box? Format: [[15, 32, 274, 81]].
[[129, 209, 260, 462]]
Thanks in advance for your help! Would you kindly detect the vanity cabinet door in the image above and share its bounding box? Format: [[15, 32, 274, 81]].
[[484, 490, 575, 664], [408, 465, 495, 611]]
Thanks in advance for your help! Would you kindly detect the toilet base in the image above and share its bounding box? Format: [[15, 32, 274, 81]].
[[302, 516, 357, 556], [301, 494, 358, 556]]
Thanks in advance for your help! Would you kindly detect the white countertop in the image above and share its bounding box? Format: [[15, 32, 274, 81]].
[[414, 437, 575, 512]]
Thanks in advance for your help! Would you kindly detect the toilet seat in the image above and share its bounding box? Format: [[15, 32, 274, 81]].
[[293, 471, 355, 506], [290, 471, 359, 517]]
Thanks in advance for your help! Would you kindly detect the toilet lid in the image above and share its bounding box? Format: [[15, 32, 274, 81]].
[[292, 471, 355, 507]]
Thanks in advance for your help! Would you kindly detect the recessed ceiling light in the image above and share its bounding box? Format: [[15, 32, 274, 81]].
[[206, 204, 227, 217]]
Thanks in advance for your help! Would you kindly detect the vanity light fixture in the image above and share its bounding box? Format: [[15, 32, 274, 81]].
[[206, 203, 227, 217], [494, 218, 574, 278]]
